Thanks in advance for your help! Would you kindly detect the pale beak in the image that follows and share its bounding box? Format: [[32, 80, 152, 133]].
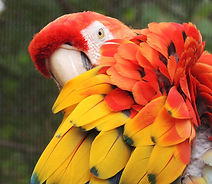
[[46, 44, 92, 88]]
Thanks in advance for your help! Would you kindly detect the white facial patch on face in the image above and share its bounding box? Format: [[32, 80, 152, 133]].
[[81, 21, 114, 65]]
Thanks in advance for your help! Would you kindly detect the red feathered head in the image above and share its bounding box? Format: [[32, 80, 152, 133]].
[[28, 11, 136, 78]]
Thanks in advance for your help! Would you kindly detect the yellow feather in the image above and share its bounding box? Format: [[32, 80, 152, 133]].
[[63, 105, 77, 120], [38, 107, 75, 184], [123, 96, 166, 147], [120, 146, 153, 184], [95, 111, 129, 131], [54, 112, 75, 138], [68, 95, 112, 127], [79, 122, 99, 131], [54, 121, 73, 139], [81, 111, 129, 131], [89, 176, 110, 184], [74, 100, 111, 126], [53, 66, 101, 111], [80, 121, 101, 131], [46, 154, 73, 184], [58, 134, 94, 184], [130, 125, 154, 146], [53, 71, 110, 113], [147, 145, 175, 174], [138, 175, 151, 184], [90, 129, 131, 179], [137, 145, 180, 184], [156, 155, 186, 183], [53, 105, 76, 138], [124, 96, 166, 138], [32, 127, 87, 183], [46, 134, 94, 184], [150, 108, 175, 141], [63, 94, 104, 127], [55, 83, 112, 114], [81, 83, 113, 96]]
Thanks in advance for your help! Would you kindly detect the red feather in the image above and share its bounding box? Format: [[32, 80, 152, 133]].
[[104, 88, 134, 112]]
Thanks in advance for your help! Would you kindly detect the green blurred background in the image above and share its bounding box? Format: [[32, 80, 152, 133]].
[[0, 0, 212, 183]]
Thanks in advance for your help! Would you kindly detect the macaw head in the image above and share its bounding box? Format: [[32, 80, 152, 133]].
[[28, 11, 136, 87]]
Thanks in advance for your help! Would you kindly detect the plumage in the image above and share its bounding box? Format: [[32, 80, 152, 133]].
[[29, 12, 212, 184], [52, 67, 111, 113], [90, 129, 131, 179], [47, 134, 94, 184], [104, 88, 134, 112], [123, 96, 166, 146], [89, 177, 110, 184], [95, 111, 129, 131], [119, 146, 153, 184], [56, 134, 93, 184], [89, 171, 123, 184], [31, 127, 87, 183], [68, 94, 111, 127]]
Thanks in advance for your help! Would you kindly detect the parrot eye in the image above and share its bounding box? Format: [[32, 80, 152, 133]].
[[98, 28, 105, 39]]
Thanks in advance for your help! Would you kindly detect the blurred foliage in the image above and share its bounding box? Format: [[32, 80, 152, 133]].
[[0, 0, 212, 183]]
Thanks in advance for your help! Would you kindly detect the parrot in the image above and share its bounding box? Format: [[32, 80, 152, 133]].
[[28, 11, 212, 184]]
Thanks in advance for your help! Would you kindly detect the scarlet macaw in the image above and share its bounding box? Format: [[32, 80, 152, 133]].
[[29, 11, 212, 184]]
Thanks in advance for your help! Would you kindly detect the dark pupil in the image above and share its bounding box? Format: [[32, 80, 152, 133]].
[[98, 31, 102, 36]]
